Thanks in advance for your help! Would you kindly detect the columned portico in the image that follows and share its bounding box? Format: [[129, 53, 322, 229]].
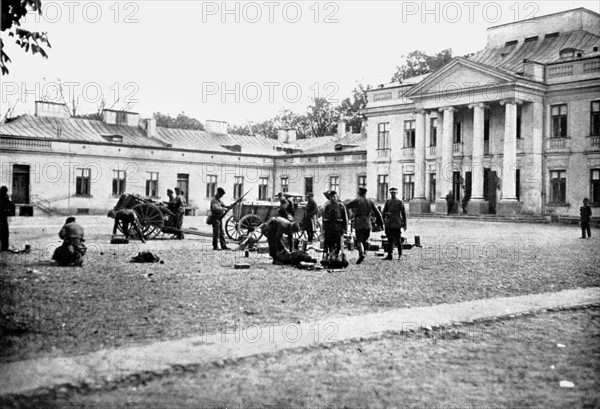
[[436, 107, 455, 214], [497, 99, 521, 215], [467, 102, 488, 214], [409, 109, 431, 214]]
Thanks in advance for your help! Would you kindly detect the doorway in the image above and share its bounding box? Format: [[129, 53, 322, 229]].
[[12, 164, 30, 204], [484, 168, 498, 214], [177, 174, 189, 204]]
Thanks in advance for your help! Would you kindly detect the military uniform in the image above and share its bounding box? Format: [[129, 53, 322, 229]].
[[210, 192, 230, 250], [322, 196, 348, 257], [382, 190, 407, 260], [304, 195, 318, 242], [112, 209, 146, 243], [53, 219, 86, 266], [174, 191, 186, 239], [0, 187, 15, 251], [346, 193, 383, 263], [262, 216, 297, 264]]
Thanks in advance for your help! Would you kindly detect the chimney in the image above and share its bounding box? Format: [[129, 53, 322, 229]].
[[35, 101, 70, 118], [146, 118, 156, 138], [205, 120, 228, 134], [523, 60, 545, 82], [337, 120, 347, 140], [102, 109, 139, 126], [277, 129, 297, 144]]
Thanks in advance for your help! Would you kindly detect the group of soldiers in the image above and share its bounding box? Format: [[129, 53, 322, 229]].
[[207, 185, 408, 267]]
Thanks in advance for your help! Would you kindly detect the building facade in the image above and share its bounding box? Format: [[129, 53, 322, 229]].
[[1, 8, 598, 220], [363, 8, 600, 218]]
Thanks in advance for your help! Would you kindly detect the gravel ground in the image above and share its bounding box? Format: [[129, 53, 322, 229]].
[[10, 307, 600, 409], [1, 218, 598, 363]]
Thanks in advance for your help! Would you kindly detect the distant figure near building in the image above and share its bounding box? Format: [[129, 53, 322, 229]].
[[445, 191, 455, 215], [382, 187, 407, 261], [346, 187, 383, 265], [0, 186, 15, 252], [461, 193, 471, 215], [52, 217, 86, 266], [173, 187, 186, 239], [210, 187, 231, 251], [580, 198, 592, 239], [108, 208, 146, 243], [303, 192, 318, 242]]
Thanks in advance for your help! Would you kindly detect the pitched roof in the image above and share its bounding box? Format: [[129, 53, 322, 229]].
[[0, 115, 283, 155]]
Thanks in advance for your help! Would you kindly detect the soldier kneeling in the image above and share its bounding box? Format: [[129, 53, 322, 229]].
[[52, 217, 86, 266]]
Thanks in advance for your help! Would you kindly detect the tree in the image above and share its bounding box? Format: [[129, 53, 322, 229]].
[[153, 112, 205, 131], [305, 97, 339, 137], [1, 0, 51, 75], [337, 84, 370, 133], [390, 49, 453, 82]]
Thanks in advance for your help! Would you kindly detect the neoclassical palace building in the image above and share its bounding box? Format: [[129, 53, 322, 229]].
[[363, 7, 600, 218], [1, 8, 598, 220]]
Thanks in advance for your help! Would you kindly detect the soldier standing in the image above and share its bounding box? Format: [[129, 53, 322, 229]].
[[382, 187, 407, 260], [0, 186, 15, 252], [277, 192, 293, 220], [210, 187, 231, 250], [346, 187, 383, 264], [173, 187, 186, 239], [322, 190, 348, 260], [304, 192, 318, 242]]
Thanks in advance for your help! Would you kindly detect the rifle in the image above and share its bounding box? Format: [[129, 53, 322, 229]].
[[218, 189, 252, 221]]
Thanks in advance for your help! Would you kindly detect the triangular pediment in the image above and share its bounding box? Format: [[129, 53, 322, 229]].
[[406, 58, 517, 98]]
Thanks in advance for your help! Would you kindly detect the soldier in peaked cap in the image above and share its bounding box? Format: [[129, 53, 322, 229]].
[[346, 187, 383, 265], [382, 187, 407, 261], [321, 190, 348, 262], [210, 187, 231, 250]]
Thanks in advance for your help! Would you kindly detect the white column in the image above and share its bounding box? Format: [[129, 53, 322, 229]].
[[469, 103, 486, 200], [414, 110, 427, 200], [501, 100, 518, 201], [438, 107, 454, 202]]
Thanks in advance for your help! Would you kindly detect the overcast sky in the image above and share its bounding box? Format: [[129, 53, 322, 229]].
[[1, 1, 599, 125]]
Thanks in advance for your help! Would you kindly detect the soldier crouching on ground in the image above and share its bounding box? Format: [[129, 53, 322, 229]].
[[52, 217, 87, 266], [261, 216, 315, 266], [108, 208, 146, 243]]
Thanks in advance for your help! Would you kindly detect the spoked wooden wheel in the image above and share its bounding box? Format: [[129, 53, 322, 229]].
[[238, 214, 264, 241], [225, 215, 241, 241], [132, 203, 164, 240]]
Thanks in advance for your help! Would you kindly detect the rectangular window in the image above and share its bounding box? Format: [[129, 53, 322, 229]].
[[429, 173, 436, 202], [329, 176, 340, 193], [357, 174, 367, 190], [258, 177, 269, 200], [551, 104, 568, 138], [281, 176, 289, 194], [75, 168, 91, 196], [377, 122, 390, 150], [429, 118, 437, 147], [454, 121, 462, 143], [591, 169, 600, 204], [591, 101, 600, 137], [550, 170, 566, 204], [112, 170, 126, 196], [377, 174, 388, 202], [404, 120, 416, 148], [484, 110, 490, 141], [145, 172, 159, 197], [206, 175, 217, 198], [305, 177, 313, 196], [233, 176, 244, 200], [403, 174, 414, 202], [516, 169, 520, 201]]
